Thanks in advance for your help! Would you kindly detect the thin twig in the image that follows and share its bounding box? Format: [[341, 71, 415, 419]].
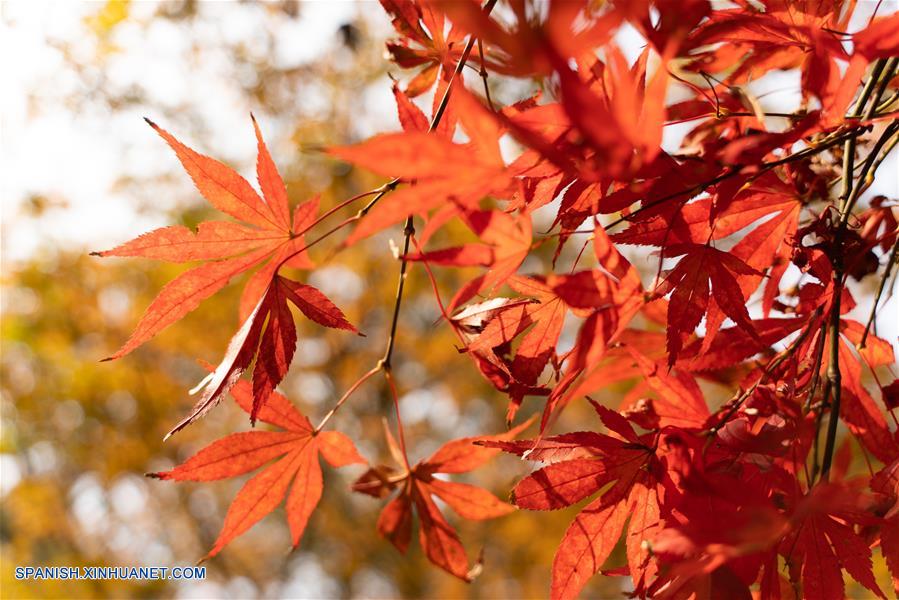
[[839, 121, 899, 225], [875, 89, 899, 113], [871, 132, 899, 176], [863, 58, 897, 121], [859, 235, 899, 348], [477, 38, 495, 111], [382, 217, 415, 368], [556, 125, 869, 238]]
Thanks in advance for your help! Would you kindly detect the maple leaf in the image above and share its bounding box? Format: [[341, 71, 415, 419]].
[[96, 118, 359, 436], [779, 483, 886, 600], [503, 276, 567, 415], [648, 459, 789, 598], [500, 402, 664, 599], [411, 209, 533, 300], [654, 243, 760, 365], [487, 44, 673, 183], [433, 0, 624, 77], [447, 270, 613, 423], [380, 0, 472, 99], [539, 226, 646, 426], [882, 380, 899, 412], [678, 316, 806, 372], [611, 173, 799, 251], [556, 45, 672, 176], [447, 297, 553, 404], [392, 83, 429, 133], [96, 117, 315, 360], [829, 332, 899, 465], [330, 89, 511, 245], [687, 179, 801, 351], [685, 3, 850, 106], [627, 350, 711, 430], [858, 195, 899, 254], [352, 419, 532, 580], [167, 275, 358, 438], [149, 381, 365, 560]]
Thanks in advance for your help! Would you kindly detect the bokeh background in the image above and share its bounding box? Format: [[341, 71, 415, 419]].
[[1, 1, 897, 599]]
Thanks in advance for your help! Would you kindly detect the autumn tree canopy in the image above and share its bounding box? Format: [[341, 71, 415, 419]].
[[93, 0, 899, 597]]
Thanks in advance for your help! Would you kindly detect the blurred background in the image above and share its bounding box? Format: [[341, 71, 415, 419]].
[[1, 1, 897, 599]]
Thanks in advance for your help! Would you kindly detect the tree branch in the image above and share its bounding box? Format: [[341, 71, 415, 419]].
[[819, 59, 896, 482]]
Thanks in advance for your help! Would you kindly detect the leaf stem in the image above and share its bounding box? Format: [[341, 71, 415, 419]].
[[384, 368, 411, 470], [314, 364, 381, 433]]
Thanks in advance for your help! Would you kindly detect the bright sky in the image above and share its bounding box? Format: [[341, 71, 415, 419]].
[[1, 0, 389, 266]]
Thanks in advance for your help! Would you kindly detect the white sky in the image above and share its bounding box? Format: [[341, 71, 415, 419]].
[[1, 0, 382, 265]]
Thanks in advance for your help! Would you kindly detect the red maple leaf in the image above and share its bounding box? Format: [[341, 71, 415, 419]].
[[330, 89, 511, 245], [654, 243, 760, 365], [150, 381, 365, 559], [494, 402, 665, 599], [380, 0, 470, 98], [779, 483, 886, 600], [96, 119, 359, 435], [352, 419, 531, 580]]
